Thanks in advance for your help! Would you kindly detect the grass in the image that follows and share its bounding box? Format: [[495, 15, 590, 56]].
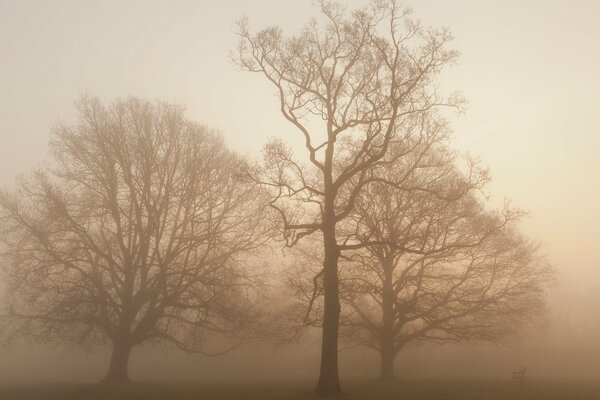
[[1, 378, 600, 400]]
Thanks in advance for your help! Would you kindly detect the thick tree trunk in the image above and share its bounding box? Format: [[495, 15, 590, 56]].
[[101, 340, 133, 384], [380, 343, 396, 380], [315, 217, 342, 396], [379, 259, 396, 380]]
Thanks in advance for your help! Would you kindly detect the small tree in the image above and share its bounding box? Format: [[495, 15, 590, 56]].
[[235, 1, 460, 394], [338, 149, 553, 380], [0, 96, 270, 383]]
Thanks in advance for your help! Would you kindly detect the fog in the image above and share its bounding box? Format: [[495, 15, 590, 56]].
[[0, 1, 599, 399]]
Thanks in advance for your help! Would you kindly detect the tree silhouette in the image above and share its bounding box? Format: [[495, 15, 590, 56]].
[[235, 1, 460, 394], [287, 145, 553, 380], [0, 96, 270, 383]]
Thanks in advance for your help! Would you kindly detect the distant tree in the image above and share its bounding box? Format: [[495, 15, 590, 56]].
[[344, 153, 553, 380], [235, 0, 460, 394], [290, 146, 553, 380], [0, 96, 270, 383]]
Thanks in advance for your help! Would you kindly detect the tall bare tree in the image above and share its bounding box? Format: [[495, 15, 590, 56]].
[[0, 96, 270, 383], [235, 1, 460, 394]]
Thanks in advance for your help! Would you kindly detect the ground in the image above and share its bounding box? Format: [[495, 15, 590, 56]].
[[1, 379, 599, 400]]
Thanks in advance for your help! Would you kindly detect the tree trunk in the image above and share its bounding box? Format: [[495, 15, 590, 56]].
[[315, 217, 342, 396], [380, 343, 396, 380], [101, 339, 133, 384], [379, 259, 396, 380]]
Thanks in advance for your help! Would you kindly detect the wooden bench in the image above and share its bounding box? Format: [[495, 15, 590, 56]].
[[512, 368, 526, 383]]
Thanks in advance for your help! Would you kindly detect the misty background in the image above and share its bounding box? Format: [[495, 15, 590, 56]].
[[0, 0, 599, 384]]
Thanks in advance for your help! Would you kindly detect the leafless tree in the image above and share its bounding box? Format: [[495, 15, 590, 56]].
[[235, 0, 460, 394], [0, 96, 271, 383], [291, 145, 553, 380]]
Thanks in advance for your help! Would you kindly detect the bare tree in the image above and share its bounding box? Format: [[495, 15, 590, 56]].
[[0, 96, 271, 383], [285, 143, 553, 379], [235, 1, 460, 394], [336, 149, 553, 380]]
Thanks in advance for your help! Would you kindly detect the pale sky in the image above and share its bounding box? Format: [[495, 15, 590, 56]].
[[1, 0, 599, 295]]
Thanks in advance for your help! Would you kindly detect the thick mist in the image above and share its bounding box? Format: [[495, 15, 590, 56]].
[[0, 1, 599, 399]]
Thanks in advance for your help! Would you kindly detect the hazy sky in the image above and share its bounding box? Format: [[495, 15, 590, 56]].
[[1, 0, 599, 295]]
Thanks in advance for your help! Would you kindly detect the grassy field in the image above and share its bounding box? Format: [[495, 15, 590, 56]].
[[1, 379, 599, 400]]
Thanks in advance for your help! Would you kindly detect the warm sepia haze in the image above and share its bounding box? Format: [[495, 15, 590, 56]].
[[0, 0, 599, 393]]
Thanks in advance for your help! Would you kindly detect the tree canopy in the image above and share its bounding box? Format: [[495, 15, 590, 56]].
[[0, 96, 271, 382]]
